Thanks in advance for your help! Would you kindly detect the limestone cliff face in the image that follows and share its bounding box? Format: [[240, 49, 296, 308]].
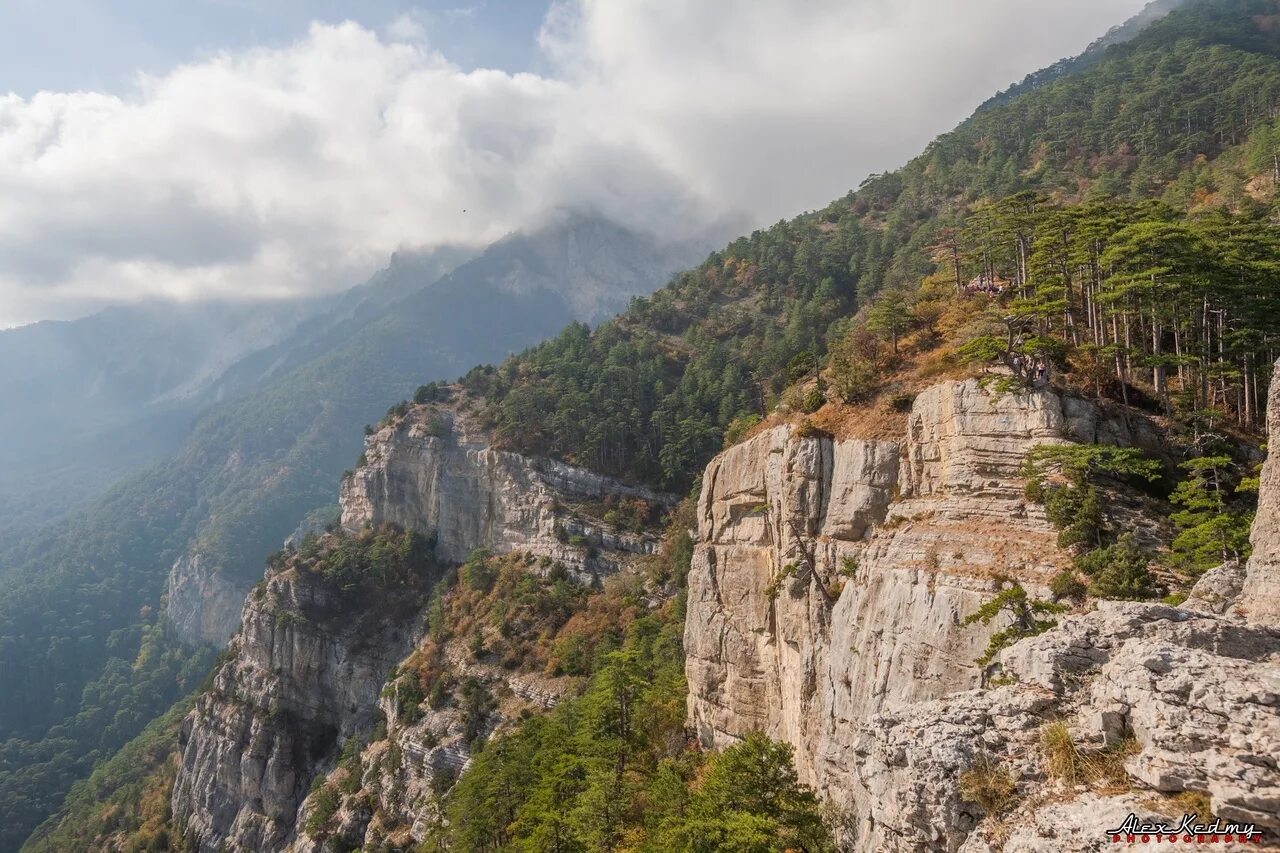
[[683, 377, 1279, 851], [340, 406, 670, 575], [1242, 357, 1280, 623], [687, 379, 1160, 774], [171, 562, 428, 853], [165, 550, 246, 646]]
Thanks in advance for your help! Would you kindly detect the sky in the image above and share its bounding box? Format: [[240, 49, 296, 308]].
[[0, 0, 1151, 328]]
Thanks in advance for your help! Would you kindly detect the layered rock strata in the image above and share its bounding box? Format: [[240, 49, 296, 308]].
[[341, 406, 671, 575], [687, 379, 1161, 774]]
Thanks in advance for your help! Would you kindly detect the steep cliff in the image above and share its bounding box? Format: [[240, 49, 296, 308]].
[[687, 378, 1160, 764], [686, 377, 1280, 850], [340, 403, 671, 574], [170, 404, 674, 852], [170, 534, 435, 852]]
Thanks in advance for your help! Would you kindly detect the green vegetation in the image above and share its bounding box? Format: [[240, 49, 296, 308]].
[[946, 196, 1280, 428], [0, 617, 215, 853], [18, 696, 199, 853], [1075, 534, 1164, 600], [963, 580, 1068, 667], [435, 616, 832, 853], [460, 2, 1279, 501], [1021, 444, 1168, 599], [1169, 456, 1257, 570], [282, 525, 437, 600]]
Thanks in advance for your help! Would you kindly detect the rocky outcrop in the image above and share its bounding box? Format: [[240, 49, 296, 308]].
[[165, 549, 248, 646], [290, 645, 576, 852], [858, 604, 1280, 852], [341, 405, 671, 577], [170, 401, 671, 852], [1242, 357, 1280, 623], [687, 379, 1160, 778], [683, 378, 1279, 851], [171, 562, 432, 852]]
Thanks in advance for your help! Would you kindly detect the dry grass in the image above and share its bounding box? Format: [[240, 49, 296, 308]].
[[1041, 721, 1140, 794], [959, 754, 1019, 816], [1169, 789, 1214, 823]]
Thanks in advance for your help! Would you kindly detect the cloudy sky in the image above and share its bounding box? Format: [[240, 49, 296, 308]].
[[0, 0, 1149, 327]]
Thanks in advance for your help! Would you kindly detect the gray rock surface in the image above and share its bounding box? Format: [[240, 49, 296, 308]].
[[341, 405, 671, 576], [685, 377, 1280, 851], [1242, 357, 1280, 624], [171, 563, 430, 852], [1185, 561, 1248, 616], [686, 379, 1151, 785], [165, 549, 249, 646], [849, 604, 1280, 851]]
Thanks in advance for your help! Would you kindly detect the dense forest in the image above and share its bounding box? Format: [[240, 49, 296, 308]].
[[10, 0, 1280, 849]]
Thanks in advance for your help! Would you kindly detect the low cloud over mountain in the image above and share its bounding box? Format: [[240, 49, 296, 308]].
[[0, 0, 1145, 325]]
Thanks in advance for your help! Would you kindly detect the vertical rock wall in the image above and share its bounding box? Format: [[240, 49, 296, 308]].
[[1242, 357, 1280, 623], [685, 378, 1166, 834], [171, 566, 428, 852], [340, 407, 670, 573]]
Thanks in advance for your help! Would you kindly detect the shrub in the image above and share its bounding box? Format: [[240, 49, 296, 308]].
[[888, 392, 916, 412], [828, 327, 885, 403], [1076, 534, 1161, 600], [424, 414, 449, 438], [461, 551, 496, 592], [427, 678, 450, 710], [964, 580, 1067, 667], [1044, 485, 1104, 550], [794, 419, 831, 440], [786, 351, 818, 382], [414, 382, 445, 404], [304, 782, 340, 837], [1048, 568, 1087, 602], [801, 386, 826, 413]]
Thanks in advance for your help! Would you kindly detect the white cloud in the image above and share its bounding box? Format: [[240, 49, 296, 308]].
[[0, 0, 1148, 326], [386, 11, 428, 43]]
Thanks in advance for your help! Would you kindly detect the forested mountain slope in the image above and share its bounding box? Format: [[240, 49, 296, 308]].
[[0, 246, 478, 549], [0, 215, 702, 852], [463, 0, 1280, 494], [16, 0, 1280, 850], [0, 299, 326, 542]]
